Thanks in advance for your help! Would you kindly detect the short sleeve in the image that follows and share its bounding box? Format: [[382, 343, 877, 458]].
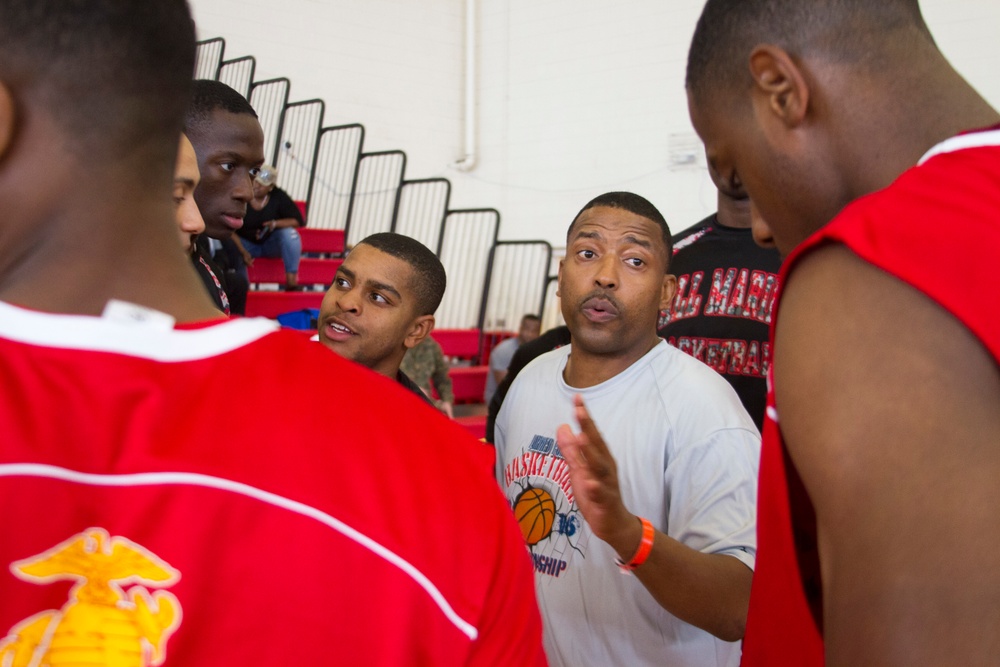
[[663, 428, 760, 570]]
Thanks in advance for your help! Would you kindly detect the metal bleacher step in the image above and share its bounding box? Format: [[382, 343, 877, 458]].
[[248, 257, 342, 285]]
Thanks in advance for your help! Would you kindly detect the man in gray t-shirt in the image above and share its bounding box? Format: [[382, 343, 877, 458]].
[[495, 192, 759, 667]]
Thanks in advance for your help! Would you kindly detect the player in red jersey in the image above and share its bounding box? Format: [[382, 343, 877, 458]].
[[0, 2, 546, 665], [686, 1, 1000, 665]]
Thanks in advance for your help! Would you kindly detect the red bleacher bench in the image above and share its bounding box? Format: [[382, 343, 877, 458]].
[[245, 291, 324, 319], [299, 228, 345, 256], [248, 258, 342, 285], [431, 328, 481, 360], [449, 365, 488, 405]]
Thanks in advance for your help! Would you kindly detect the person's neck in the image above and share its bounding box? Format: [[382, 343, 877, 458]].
[[562, 335, 661, 389], [371, 355, 404, 381], [840, 55, 1000, 200], [0, 195, 222, 322], [714, 209, 751, 230]]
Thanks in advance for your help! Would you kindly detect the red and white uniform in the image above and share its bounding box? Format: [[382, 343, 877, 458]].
[[0, 302, 546, 666], [741, 129, 1000, 666]]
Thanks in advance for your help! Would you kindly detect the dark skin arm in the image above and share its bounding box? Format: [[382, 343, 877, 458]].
[[775, 245, 1000, 666], [557, 396, 753, 641]]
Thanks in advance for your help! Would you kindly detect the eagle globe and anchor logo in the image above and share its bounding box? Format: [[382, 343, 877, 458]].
[[0, 528, 182, 667]]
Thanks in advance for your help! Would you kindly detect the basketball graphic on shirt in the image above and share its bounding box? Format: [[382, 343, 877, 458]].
[[514, 487, 556, 545]]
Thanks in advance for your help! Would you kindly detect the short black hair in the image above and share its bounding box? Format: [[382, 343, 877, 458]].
[[0, 0, 195, 164], [357, 233, 447, 316], [521, 314, 541, 325], [568, 191, 673, 268], [185, 79, 259, 139], [687, 0, 931, 104]]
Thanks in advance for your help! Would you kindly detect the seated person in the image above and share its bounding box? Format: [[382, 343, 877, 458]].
[[318, 233, 446, 404], [400, 336, 456, 418], [484, 313, 541, 404], [232, 164, 304, 290]]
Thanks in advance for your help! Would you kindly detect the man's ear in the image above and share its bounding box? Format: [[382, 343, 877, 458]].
[[0, 81, 16, 163], [659, 273, 678, 312], [748, 44, 810, 128], [556, 259, 564, 298], [404, 314, 435, 350]]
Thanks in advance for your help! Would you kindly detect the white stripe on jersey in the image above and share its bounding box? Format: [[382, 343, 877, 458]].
[[0, 301, 279, 362], [918, 128, 1000, 165], [0, 462, 479, 641]]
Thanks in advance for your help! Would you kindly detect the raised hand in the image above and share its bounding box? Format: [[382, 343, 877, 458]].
[[557, 393, 642, 560]]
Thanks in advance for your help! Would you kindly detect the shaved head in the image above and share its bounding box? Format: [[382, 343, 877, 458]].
[[687, 0, 932, 104]]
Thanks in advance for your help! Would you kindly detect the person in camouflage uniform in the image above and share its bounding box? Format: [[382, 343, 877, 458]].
[[400, 336, 455, 418]]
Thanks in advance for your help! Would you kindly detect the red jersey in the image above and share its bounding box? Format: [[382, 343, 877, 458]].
[[742, 129, 1000, 666], [0, 302, 546, 666]]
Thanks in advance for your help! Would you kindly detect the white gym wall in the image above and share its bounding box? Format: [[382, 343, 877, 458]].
[[187, 0, 1000, 247]]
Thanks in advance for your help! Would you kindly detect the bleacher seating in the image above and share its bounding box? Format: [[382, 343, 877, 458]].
[[197, 38, 552, 422], [245, 214, 344, 317], [245, 291, 324, 319], [430, 328, 489, 405], [299, 227, 345, 257], [247, 257, 342, 285], [430, 328, 481, 360], [198, 38, 550, 345]]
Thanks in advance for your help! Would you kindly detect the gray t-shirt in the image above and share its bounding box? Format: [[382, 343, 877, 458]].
[[484, 336, 519, 404], [495, 341, 760, 667]]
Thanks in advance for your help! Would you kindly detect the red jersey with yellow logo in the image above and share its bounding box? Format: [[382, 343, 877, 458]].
[[741, 129, 1000, 666], [0, 302, 546, 667]]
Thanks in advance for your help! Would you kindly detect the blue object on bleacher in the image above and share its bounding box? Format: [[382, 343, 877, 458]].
[[276, 308, 320, 330]]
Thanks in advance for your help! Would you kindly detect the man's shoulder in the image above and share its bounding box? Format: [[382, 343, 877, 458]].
[[644, 342, 757, 426], [494, 336, 518, 352], [501, 347, 567, 406], [489, 336, 519, 365], [516, 344, 568, 377], [671, 214, 716, 249]]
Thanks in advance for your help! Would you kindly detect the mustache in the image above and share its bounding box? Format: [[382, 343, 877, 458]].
[[577, 290, 622, 312]]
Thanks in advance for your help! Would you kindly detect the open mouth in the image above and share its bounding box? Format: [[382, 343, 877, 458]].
[[322, 318, 356, 341], [581, 297, 619, 323]]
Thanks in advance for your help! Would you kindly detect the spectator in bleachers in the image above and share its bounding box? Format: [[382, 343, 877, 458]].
[[184, 79, 265, 315], [231, 164, 305, 291], [173, 132, 205, 254], [318, 233, 446, 405], [484, 313, 540, 404], [400, 336, 456, 418], [0, 2, 546, 663], [485, 324, 571, 444], [494, 191, 759, 666]]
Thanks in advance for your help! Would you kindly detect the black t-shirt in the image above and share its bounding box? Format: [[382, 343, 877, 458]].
[[658, 214, 782, 430], [238, 186, 304, 243]]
